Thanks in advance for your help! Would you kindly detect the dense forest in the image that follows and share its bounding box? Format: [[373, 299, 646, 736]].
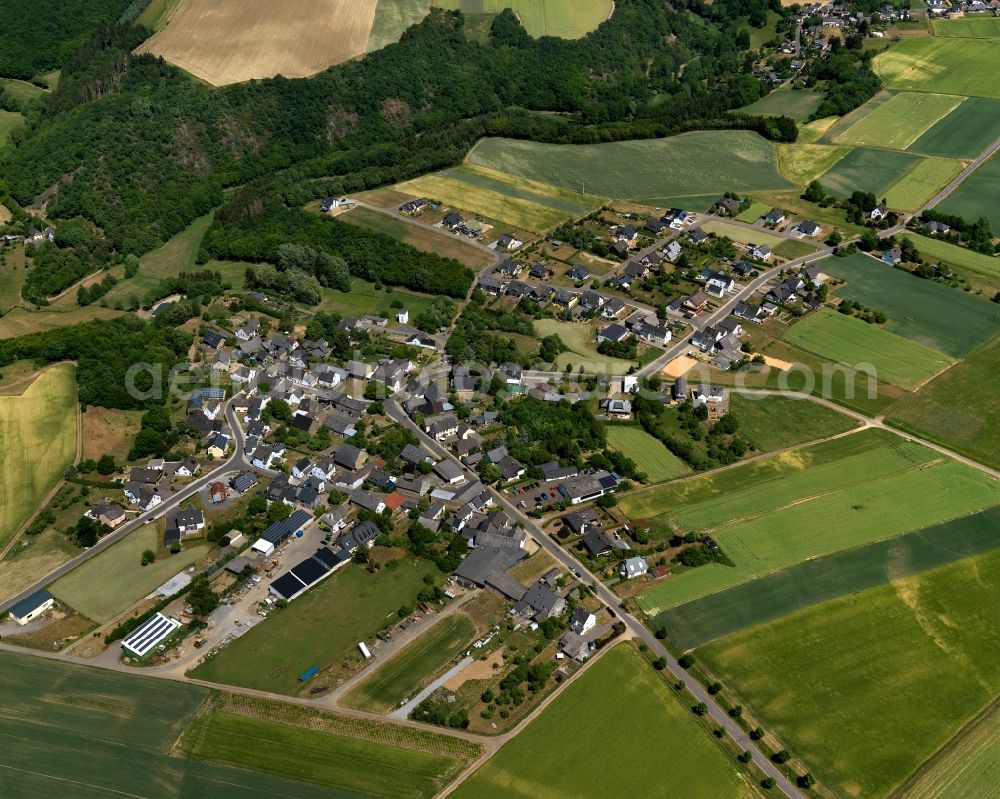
[[0, 0, 134, 79]]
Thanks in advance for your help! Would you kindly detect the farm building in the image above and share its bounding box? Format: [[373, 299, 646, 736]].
[[250, 509, 312, 556], [269, 546, 349, 601], [121, 613, 182, 658], [8, 589, 54, 625]]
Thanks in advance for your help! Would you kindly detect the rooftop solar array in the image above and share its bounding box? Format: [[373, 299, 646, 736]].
[[269, 547, 341, 601]]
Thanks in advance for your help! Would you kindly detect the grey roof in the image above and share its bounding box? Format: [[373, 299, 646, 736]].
[[454, 545, 526, 586], [9, 589, 53, 619]]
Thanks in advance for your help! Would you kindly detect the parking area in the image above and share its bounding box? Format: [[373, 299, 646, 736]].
[[507, 481, 563, 512]]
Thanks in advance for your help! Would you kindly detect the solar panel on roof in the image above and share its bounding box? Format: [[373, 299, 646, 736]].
[[313, 547, 338, 568], [291, 557, 328, 586], [270, 572, 306, 600]]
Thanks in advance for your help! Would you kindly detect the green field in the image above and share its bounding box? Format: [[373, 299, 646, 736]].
[[907, 97, 1000, 158], [606, 426, 690, 483], [883, 156, 962, 211], [774, 238, 821, 259], [0, 650, 351, 799], [367, 0, 433, 52], [784, 309, 954, 390], [734, 201, 770, 223], [937, 150, 1000, 225], [737, 88, 823, 120], [341, 613, 477, 713], [342, 205, 495, 269], [701, 219, 786, 248], [450, 645, 750, 799], [51, 523, 209, 623], [888, 333, 1000, 470], [903, 232, 1000, 291], [467, 131, 794, 205], [397, 164, 604, 233], [136, 0, 181, 31], [835, 91, 961, 149], [628, 429, 999, 614], [318, 276, 438, 320], [817, 146, 924, 198], [700, 546, 1000, 799], [0, 109, 24, 151], [776, 142, 852, 185], [0, 78, 48, 105], [931, 17, 1000, 38], [661, 505, 1000, 650], [727, 392, 858, 452], [191, 560, 439, 694], [900, 696, 1000, 799], [183, 708, 460, 799], [874, 38, 1000, 99], [0, 364, 77, 551], [819, 253, 1000, 356], [432, 0, 612, 38], [535, 318, 639, 373]]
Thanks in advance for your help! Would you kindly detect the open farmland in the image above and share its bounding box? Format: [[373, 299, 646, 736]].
[[907, 97, 1000, 158], [737, 87, 823, 119], [367, 0, 433, 52], [783, 309, 953, 390], [629, 429, 1000, 614], [432, 0, 612, 38], [699, 546, 1000, 799], [900, 696, 1000, 799], [191, 560, 439, 694], [888, 334, 1000, 470], [874, 38, 1000, 99], [0, 364, 77, 551], [466, 132, 794, 205], [51, 523, 209, 623], [450, 645, 751, 799], [817, 146, 924, 198], [701, 220, 787, 248], [883, 156, 962, 211], [396, 164, 604, 232], [903, 232, 1000, 293], [818, 253, 1000, 356], [0, 650, 352, 799], [341, 205, 494, 269], [776, 142, 851, 185], [727, 393, 859, 452], [835, 91, 961, 149], [342, 613, 476, 713], [606, 426, 690, 483], [931, 17, 1000, 37], [937, 150, 1000, 224], [662, 505, 1000, 650], [137, 0, 378, 85]]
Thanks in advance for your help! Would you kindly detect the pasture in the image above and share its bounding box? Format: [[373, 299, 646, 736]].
[[466, 132, 794, 205], [888, 333, 1000, 470], [662, 505, 1000, 650], [0, 110, 23, 151], [341, 613, 477, 713], [606, 426, 690, 483], [183, 707, 461, 799], [727, 392, 858, 452], [396, 164, 603, 233], [783, 309, 953, 390], [817, 146, 923, 198], [834, 91, 961, 149], [874, 38, 1000, 99], [818, 252, 999, 356], [629, 429, 1000, 614], [51, 523, 209, 623], [931, 17, 1000, 38], [776, 142, 851, 185], [736, 87, 823, 119], [699, 546, 1000, 799], [883, 156, 962, 211], [191, 560, 439, 694], [907, 97, 1000, 158], [367, 0, 432, 53], [0, 364, 77, 552], [450, 645, 750, 799], [937, 150, 1000, 225], [904, 232, 1000, 293], [137, 0, 378, 85], [0, 304, 123, 339], [701, 220, 786, 248], [534, 318, 640, 373], [432, 0, 612, 38], [342, 205, 494, 269]]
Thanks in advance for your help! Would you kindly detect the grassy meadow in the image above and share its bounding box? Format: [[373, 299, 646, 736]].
[[776, 142, 851, 185], [467, 131, 794, 205], [835, 91, 961, 149], [341, 613, 476, 713], [727, 392, 859, 451], [534, 318, 639, 373], [0, 109, 24, 151], [699, 546, 1000, 799], [606, 426, 690, 483], [930, 16, 1000, 37], [367, 0, 432, 52], [433, 0, 612, 38], [701, 220, 787, 248], [783, 309, 954, 390], [737, 88, 823, 119], [903, 232, 1000, 293], [0, 364, 77, 551], [449, 645, 751, 799], [938, 150, 1000, 223], [874, 37, 1000, 99]]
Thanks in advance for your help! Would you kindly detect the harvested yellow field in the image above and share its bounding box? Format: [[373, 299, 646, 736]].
[[777, 143, 852, 185], [797, 116, 839, 144], [137, 0, 378, 85]]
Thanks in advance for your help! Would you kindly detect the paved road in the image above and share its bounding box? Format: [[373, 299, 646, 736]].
[[0, 389, 252, 615], [391, 656, 474, 720], [922, 135, 1000, 211], [383, 395, 806, 798]]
